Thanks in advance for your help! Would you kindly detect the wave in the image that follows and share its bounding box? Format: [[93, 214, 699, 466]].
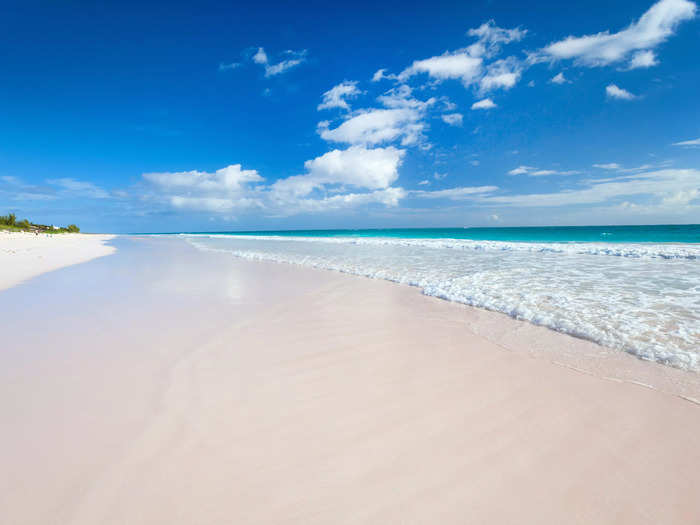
[[184, 236, 700, 372], [180, 234, 700, 260]]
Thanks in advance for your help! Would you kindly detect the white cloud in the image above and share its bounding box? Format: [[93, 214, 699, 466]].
[[318, 108, 424, 146], [290, 187, 407, 212], [251, 47, 307, 77], [541, 0, 696, 68], [418, 180, 430, 185], [377, 84, 436, 110], [606, 84, 637, 100], [661, 188, 699, 205], [218, 62, 240, 72], [627, 50, 659, 68], [411, 185, 499, 200], [508, 166, 579, 176], [593, 163, 622, 170], [143, 148, 407, 216], [46, 178, 110, 199], [169, 196, 258, 212], [672, 137, 700, 147], [143, 165, 263, 192], [441, 113, 463, 126], [252, 47, 268, 65], [471, 98, 497, 110], [466, 20, 527, 58], [318, 81, 362, 111], [377, 21, 526, 98], [270, 146, 405, 207], [302, 146, 404, 190], [479, 169, 700, 207], [433, 172, 447, 180], [398, 52, 483, 85], [508, 165, 533, 175], [479, 57, 523, 91], [550, 72, 569, 84], [371, 68, 396, 82]]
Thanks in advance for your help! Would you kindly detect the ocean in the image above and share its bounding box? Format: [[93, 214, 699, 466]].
[[178, 225, 700, 370]]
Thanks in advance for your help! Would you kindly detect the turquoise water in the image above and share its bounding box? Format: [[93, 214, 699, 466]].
[[183, 224, 700, 244]]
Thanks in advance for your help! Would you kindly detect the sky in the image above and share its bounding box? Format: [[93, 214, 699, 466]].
[[1, 0, 699, 232]]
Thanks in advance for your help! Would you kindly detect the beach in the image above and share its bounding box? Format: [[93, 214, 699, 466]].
[[1, 235, 699, 524], [0, 232, 115, 291]]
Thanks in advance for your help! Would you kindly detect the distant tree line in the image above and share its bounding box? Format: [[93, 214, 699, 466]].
[[1, 212, 80, 233]]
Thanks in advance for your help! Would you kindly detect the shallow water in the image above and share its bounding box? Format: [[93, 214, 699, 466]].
[[183, 232, 700, 371]]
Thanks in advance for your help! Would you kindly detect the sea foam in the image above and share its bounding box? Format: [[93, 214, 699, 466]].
[[183, 234, 700, 371]]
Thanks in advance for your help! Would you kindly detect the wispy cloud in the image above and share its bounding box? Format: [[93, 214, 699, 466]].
[[539, 0, 696, 68], [47, 178, 110, 199], [508, 166, 579, 176], [251, 47, 307, 77], [672, 137, 700, 147], [410, 185, 499, 200], [218, 62, 240, 72], [480, 169, 700, 208]]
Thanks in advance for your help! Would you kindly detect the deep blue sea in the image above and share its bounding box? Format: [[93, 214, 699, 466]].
[[176, 225, 700, 371]]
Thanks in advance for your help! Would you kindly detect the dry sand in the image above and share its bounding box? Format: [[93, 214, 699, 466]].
[[0, 232, 115, 290], [1, 236, 699, 524]]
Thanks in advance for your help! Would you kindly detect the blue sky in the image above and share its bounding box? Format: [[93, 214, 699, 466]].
[[1, 0, 699, 232]]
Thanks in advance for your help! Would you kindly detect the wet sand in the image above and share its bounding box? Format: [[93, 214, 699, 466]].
[[1, 236, 699, 524]]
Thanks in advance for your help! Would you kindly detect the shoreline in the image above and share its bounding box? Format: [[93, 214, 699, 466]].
[[0, 231, 116, 291], [1, 236, 698, 523]]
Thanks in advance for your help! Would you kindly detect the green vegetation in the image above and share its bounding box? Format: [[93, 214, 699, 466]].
[[0, 212, 80, 233]]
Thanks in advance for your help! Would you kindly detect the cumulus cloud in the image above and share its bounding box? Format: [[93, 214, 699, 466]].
[[142, 165, 264, 212], [441, 113, 463, 126], [606, 84, 637, 100], [143, 148, 408, 216], [251, 47, 307, 77], [541, 0, 696, 68], [318, 81, 362, 111], [471, 98, 496, 110], [397, 20, 526, 88], [299, 146, 404, 191], [398, 52, 484, 85], [318, 109, 425, 146]]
